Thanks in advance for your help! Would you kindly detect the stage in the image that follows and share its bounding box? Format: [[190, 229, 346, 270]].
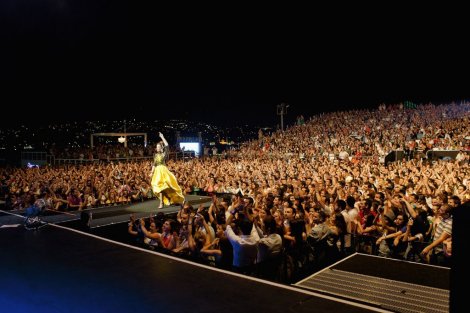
[[80, 195, 213, 228], [0, 197, 452, 313], [0, 195, 212, 228], [0, 214, 392, 313]]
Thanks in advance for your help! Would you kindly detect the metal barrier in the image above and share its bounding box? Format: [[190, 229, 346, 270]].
[[21, 151, 49, 167], [53, 158, 100, 166], [51, 151, 196, 165]]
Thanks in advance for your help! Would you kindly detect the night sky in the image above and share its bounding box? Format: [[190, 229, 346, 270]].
[[1, 1, 468, 127]]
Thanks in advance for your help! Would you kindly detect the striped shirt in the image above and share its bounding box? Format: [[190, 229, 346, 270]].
[[433, 216, 452, 254]]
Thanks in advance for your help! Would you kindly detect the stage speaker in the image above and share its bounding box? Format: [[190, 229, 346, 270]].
[[395, 150, 405, 161], [450, 201, 470, 312], [384, 150, 405, 165], [426, 150, 459, 161]]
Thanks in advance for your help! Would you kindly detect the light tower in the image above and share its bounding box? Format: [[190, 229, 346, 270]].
[[276, 102, 289, 131]]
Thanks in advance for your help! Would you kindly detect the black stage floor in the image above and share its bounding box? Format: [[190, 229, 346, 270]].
[[0, 214, 391, 313]]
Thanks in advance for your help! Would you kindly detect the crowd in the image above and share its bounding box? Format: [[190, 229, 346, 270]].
[[1, 102, 469, 282], [51, 143, 185, 161]]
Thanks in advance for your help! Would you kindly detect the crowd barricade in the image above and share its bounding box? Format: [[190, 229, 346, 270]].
[[353, 234, 379, 255], [51, 152, 197, 166]]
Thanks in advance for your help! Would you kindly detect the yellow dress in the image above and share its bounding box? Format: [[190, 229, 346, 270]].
[[150, 150, 184, 206]]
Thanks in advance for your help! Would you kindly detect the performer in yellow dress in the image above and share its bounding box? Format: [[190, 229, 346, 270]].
[[150, 132, 185, 209]]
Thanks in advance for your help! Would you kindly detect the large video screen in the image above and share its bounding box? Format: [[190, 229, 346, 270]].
[[179, 142, 200, 156]]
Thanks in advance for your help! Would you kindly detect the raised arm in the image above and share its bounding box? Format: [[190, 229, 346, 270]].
[[159, 132, 169, 147]]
